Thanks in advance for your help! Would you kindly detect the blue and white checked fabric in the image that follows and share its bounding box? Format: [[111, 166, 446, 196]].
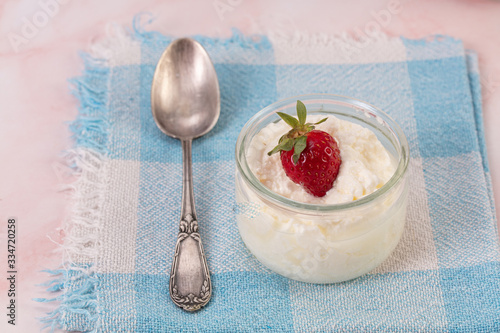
[[40, 21, 500, 332]]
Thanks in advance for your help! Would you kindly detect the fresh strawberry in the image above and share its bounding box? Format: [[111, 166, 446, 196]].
[[268, 100, 341, 197]]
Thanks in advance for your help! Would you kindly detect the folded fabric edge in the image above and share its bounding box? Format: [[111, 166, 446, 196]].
[[34, 46, 113, 332], [466, 50, 498, 232], [243, 13, 465, 64]]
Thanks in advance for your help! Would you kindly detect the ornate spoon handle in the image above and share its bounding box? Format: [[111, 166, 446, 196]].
[[169, 139, 211, 311]]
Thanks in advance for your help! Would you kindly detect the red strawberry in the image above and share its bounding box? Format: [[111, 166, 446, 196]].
[[268, 101, 342, 197]]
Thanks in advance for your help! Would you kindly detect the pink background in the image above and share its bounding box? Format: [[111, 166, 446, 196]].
[[1, 0, 499, 331]]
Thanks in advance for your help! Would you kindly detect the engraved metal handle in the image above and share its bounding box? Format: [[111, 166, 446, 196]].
[[169, 139, 211, 311]]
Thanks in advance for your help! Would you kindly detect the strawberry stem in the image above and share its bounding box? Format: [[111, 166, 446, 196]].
[[268, 100, 328, 165]]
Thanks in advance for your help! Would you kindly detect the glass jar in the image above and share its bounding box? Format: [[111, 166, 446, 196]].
[[235, 94, 409, 284]]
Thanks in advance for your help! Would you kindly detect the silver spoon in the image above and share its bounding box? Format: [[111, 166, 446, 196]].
[[151, 38, 220, 311]]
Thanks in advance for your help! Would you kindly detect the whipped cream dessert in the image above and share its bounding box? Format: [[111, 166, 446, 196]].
[[235, 103, 409, 284], [247, 115, 396, 204]]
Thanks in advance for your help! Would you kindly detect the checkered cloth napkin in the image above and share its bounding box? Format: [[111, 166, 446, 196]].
[[39, 19, 500, 332]]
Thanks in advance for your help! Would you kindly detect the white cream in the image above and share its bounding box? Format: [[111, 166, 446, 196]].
[[247, 115, 395, 204]]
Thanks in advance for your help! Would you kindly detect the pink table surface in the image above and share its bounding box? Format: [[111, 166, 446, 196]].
[[1, 0, 499, 331]]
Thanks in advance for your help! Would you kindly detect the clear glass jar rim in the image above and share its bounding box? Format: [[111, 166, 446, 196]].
[[235, 93, 410, 213]]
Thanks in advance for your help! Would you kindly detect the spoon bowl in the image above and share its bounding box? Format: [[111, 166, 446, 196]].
[[151, 38, 220, 312], [151, 38, 220, 139]]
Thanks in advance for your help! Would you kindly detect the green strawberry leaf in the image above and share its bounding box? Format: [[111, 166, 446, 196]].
[[314, 117, 328, 125], [268, 137, 294, 156], [281, 138, 294, 151], [292, 136, 307, 164], [296, 100, 307, 125], [277, 112, 299, 128]]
